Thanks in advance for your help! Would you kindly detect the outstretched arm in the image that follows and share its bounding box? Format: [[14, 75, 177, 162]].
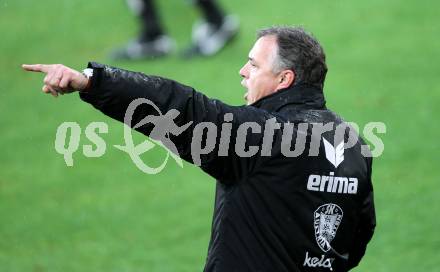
[[23, 62, 272, 181]]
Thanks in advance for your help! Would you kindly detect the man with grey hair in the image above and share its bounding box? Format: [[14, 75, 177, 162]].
[[23, 26, 375, 271]]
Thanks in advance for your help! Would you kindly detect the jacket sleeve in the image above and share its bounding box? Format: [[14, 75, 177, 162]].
[[347, 157, 376, 269], [79, 62, 269, 181]]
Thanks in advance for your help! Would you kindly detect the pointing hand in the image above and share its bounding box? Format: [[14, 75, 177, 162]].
[[22, 64, 89, 97]]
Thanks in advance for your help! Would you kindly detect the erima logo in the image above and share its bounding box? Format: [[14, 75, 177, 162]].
[[307, 172, 358, 194], [323, 138, 344, 168]]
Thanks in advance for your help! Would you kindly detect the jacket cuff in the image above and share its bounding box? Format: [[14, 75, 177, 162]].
[[86, 61, 104, 89], [78, 62, 105, 102]]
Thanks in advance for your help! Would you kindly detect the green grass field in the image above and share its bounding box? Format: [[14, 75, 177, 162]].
[[1, 0, 439, 271]]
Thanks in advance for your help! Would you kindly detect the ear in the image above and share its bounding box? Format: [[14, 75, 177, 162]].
[[276, 70, 295, 90]]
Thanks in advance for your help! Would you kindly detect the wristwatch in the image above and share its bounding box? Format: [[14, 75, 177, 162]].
[[81, 68, 94, 90], [82, 68, 93, 78]]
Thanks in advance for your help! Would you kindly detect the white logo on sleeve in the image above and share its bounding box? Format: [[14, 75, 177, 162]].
[[323, 138, 344, 168], [304, 203, 344, 271], [314, 203, 343, 252]]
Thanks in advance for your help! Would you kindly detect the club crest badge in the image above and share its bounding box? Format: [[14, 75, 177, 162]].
[[314, 203, 343, 252]]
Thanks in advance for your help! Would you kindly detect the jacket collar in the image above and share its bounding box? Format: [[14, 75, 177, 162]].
[[251, 83, 327, 112]]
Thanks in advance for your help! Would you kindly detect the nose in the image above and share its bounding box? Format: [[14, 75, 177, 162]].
[[239, 63, 248, 78]]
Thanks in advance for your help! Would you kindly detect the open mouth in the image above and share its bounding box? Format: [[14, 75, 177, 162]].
[[241, 80, 248, 101]]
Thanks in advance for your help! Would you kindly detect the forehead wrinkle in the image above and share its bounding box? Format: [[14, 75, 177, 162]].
[[258, 36, 278, 70]]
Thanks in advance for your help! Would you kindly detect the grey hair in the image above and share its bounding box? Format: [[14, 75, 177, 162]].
[[257, 26, 328, 89]]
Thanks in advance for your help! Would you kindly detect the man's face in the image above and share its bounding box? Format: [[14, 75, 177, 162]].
[[239, 35, 281, 105]]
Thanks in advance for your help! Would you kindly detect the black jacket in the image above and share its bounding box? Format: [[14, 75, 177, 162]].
[[80, 62, 376, 272]]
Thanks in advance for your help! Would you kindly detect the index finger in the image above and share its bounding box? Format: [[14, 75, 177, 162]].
[[22, 64, 50, 73]]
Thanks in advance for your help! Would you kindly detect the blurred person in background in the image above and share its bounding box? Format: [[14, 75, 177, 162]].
[[23, 26, 375, 271], [111, 0, 239, 59]]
